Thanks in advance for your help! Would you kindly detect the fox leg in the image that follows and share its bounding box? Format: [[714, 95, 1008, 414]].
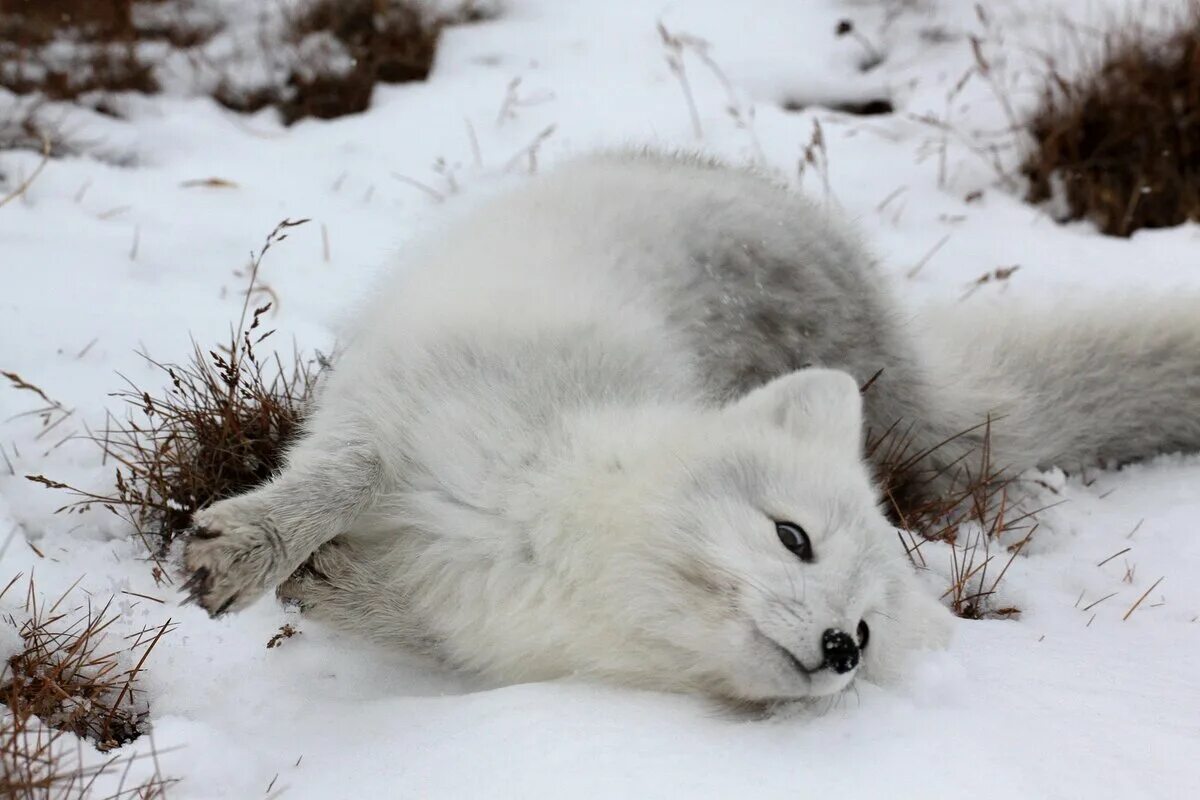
[[182, 431, 382, 617]]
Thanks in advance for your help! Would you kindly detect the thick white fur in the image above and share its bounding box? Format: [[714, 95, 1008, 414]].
[[917, 297, 1200, 475], [183, 152, 1198, 705]]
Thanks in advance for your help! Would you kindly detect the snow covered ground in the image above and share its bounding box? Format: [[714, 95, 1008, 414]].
[[2, 0, 1198, 797]]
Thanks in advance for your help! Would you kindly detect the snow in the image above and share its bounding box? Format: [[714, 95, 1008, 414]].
[[2, 0, 1199, 797]]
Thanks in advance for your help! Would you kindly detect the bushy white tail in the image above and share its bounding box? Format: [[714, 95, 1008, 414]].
[[917, 294, 1200, 479]]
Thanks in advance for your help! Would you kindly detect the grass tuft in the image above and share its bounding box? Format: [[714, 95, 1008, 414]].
[[26, 220, 320, 571], [1022, 3, 1200, 236], [868, 416, 1044, 619], [1, 574, 175, 798], [0, 0, 159, 100], [215, 0, 491, 124], [1, 1, 495, 126]]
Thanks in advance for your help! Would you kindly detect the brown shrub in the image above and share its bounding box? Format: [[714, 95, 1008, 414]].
[[867, 415, 1042, 620], [27, 220, 320, 566], [1, 575, 174, 798], [0, 0, 159, 100], [0, 0, 136, 43], [1, 0, 494, 123], [1022, 5, 1200, 236], [215, 0, 490, 125]]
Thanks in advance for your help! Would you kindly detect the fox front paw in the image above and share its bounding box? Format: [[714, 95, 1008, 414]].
[[182, 498, 289, 617]]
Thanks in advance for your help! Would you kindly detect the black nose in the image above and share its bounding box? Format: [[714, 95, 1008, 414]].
[[821, 628, 860, 674]]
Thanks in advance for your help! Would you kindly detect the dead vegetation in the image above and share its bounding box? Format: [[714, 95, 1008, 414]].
[[217, 0, 491, 124], [1022, 4, 1200, 236], [1, 575, 174, 798], [867, 414, 1046, 620], [1, 0, 495, 126], [26, 220, 320, 569], [2, 221, 314, 795], [0, 0, 161, 101], [657, 21, 766, 162], [266, 623, 300, 650]]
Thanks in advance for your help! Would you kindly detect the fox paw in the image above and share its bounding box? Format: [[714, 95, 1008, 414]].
[[182, 497, 288, 617]]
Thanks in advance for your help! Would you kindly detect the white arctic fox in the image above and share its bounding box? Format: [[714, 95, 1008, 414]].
[[184, 152, 1200, 704]]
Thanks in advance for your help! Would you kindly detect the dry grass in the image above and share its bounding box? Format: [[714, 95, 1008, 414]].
[[0, 199, 301, 800], [220, 0, 492, 124], [26, 220, 320, 572], [1022, 3, 1200, 236], [656, 21, 767, 162], [867, 415, 1045, 619], [265, 624, 300, 650], [0, 0, 160, 100], [1, 575, 174, 798], [1, 1, 494, 125]]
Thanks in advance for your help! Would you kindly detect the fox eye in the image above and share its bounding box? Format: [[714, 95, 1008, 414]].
[[775, 521, 813, 562]]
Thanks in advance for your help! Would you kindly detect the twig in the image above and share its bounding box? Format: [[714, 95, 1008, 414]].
[[905, 233, 952, 278], [0, 135, 51, 210], [658, 22, 703, 139], [1081, 592, 1117, 612], [503, 124, 557, 174], [104, 618, 172, 738], [391, 172, 446, 202], [1097, 547, 1131, 568], [1122, 576, 1164, 621]]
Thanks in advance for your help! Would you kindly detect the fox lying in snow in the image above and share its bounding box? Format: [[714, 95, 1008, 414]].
[[182, 152, 1200, 705]]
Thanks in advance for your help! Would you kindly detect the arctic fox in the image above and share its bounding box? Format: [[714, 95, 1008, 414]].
[[183, 152, 1200, 704]]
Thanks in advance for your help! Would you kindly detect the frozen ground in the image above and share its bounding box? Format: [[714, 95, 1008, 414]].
[[2, 0, 1199, 797]]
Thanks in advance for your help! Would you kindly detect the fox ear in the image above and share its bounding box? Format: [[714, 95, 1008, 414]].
[[728, 368, 863, 449]]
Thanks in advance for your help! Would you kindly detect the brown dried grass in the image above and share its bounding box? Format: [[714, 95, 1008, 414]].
[[1, 574, 175, 798], [0, 0, 159, 100], [1022, 3, 1200, 236], [214, 0, 491, 124], [1, 0, 493, 125], [26, 220, 320, 574], [868, 416, 1045, 619]]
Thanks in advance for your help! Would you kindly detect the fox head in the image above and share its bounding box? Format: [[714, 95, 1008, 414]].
[[527, 369, 953, 705]]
